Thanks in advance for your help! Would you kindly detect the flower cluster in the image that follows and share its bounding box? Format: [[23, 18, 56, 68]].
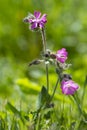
[[55, 48, 79, 95], [24, 11, 79, 96]]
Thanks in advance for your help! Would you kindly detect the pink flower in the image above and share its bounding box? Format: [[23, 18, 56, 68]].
[[56, 48, 68, 63], [23, 11, 47, 30], [61, 80, 79, 95]]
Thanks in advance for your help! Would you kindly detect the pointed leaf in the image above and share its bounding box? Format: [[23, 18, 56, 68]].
[[37, 86, 50, 109], [6, 102, 25, 123], [6, 102, 20, 116]]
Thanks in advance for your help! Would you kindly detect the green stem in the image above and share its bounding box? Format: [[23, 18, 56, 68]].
[[51, 78, 59, 101], [40, 28, 49, 92], [36, 113, 41, 130], [73, 94, 83, 115], [81, 75, 87, 106], [46, 64, 49, 92], [34, 109, 40, 130], [40, 28, 46, 53]]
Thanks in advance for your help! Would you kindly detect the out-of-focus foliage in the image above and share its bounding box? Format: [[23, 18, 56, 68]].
[[0, 0, 87, 129], [0, 0, 87, 97]]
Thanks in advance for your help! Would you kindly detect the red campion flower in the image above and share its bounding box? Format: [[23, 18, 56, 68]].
[[23, 11, 47, 30], [61, 80, 79, 95]]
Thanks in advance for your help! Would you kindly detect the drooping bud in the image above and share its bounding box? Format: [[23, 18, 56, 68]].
[[29, 59, 43, 66]]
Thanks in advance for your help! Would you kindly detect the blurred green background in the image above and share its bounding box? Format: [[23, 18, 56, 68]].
[[0, 0, 87, 106]]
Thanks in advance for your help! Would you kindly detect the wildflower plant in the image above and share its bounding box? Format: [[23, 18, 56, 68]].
[[21, 11, 87, 129]]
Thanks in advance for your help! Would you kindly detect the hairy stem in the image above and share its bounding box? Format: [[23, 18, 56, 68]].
[[46, 64, 49, 92], [40, 28, 46, 53], [73, 94, 83, 116], [51, 78, 59, 101], [40, 28, 49, 92], [81, 75, 87, 106]]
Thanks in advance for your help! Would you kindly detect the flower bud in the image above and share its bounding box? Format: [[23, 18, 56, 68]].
[[62, 73, 72, 81], [29, 59, 43, 66]]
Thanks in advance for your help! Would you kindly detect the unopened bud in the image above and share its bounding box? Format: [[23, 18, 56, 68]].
[[62, 73, 72, 81], [43, 50, 51, 58], [29, 59, 43, 66], [50, 53, 56, 59], [23, 18, 29, 23]]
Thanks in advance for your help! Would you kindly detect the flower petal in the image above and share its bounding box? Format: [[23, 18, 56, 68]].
[[62, 87, 75, 95], [39, 22, 44, 29], [34, 11, 41, 19], [40, 14, 47, 23], [31, 22, 38, 29], [29, 19, 33, 23], [56, 48, 68, 63]]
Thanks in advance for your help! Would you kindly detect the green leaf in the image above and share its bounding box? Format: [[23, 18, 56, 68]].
[[0, 118, 5, 130], [84, 75, 87, 88], [6, 102, 25, 123], [11, 119, 20, 130], [36, 86, 50, 109], [6, 102, 20, 117], [81, 75, 87, 105], [42, 107, 53, 119], [78, 120, 87, 130], [69, 121, 76, 130]]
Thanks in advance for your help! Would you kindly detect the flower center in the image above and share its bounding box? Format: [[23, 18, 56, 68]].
[[67, 83, 71, 88]]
